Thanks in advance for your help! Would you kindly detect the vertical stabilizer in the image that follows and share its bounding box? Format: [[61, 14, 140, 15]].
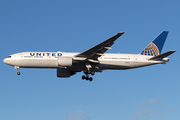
[[139, 31, 168, 56]]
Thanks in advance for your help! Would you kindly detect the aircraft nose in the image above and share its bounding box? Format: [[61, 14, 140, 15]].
[[3, 58, 8, 64], [3, 58, 10, 65]]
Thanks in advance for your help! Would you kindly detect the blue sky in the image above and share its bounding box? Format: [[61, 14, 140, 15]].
[[0, 0, 179, 120]]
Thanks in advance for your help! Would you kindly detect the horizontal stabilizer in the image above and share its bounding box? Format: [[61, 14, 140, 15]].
[[149, 50, 176, 60]]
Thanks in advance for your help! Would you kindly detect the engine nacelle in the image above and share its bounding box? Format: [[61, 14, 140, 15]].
[[57, 69, 76, 78], [58, 57, 73, 67]]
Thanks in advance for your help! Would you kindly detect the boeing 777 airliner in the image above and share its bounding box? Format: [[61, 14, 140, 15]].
[[3, 31, 176, 81]]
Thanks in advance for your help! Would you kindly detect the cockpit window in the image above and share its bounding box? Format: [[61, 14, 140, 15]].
[[8, 56, 11, 58]]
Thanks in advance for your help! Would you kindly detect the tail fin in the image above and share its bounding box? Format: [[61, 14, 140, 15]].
[[139, 31, 168, 56]]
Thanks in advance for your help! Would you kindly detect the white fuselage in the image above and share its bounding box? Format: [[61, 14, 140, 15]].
[[3, 52, 166, 71], [3, 32, 174, 80]]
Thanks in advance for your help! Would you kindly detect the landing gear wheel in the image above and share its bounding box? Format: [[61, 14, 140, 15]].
[[14, 66, 20, 75], [89, 77, 93, 81], [17, 72, 20, 75], [91, 71, 95, 76], [82, 75, 85, 80], [85, 77, 89, 80]]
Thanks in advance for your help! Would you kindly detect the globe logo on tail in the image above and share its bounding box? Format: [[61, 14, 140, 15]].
[[140, 42, 159, 56]]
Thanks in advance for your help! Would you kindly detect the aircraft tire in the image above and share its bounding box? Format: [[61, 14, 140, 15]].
[[17, 72, 20, 75], [89, 77, 93, 81], [82, 75, 85, 80], [91, 71, 95, 76]]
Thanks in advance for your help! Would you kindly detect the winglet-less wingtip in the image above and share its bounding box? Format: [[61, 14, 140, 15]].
[[118, 32, 125, 35]]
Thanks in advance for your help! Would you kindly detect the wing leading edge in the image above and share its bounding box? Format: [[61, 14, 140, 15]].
[[76, 32, 124, 59]]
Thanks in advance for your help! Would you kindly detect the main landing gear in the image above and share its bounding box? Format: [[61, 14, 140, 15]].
[[82, 62, 97, 82], [82, 75, 93, 81], [14, 66, 20, 75], [82, 70, 95, 82]]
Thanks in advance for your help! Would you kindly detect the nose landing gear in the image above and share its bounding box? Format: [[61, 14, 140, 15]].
[[14, 66, 20, 75], [17, 71, 20, 75]]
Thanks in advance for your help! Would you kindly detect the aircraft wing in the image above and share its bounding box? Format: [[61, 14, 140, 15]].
[[76, 32, 124, 59]]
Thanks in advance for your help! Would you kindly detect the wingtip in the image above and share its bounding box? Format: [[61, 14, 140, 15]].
[[118, 32, 125, 34], [117, 32, 125, 36], [170, 50, 176, 53]]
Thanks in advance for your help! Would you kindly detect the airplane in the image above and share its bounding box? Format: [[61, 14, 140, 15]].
[[3, 31, 176, 81]]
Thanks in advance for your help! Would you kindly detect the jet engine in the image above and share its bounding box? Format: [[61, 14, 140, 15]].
[[58, 57, 73, 67], [57, 69, 76, 78]]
